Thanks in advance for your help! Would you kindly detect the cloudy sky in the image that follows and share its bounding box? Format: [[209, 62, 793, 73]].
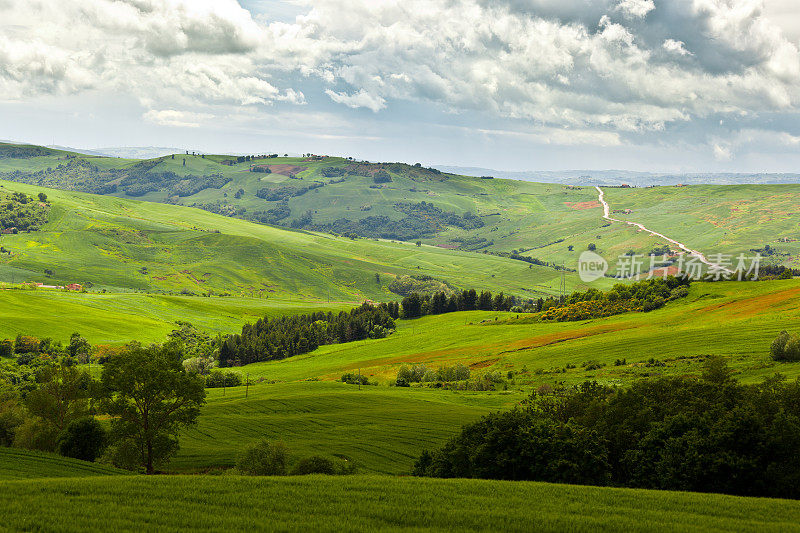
[[1, 0, 800, 172]]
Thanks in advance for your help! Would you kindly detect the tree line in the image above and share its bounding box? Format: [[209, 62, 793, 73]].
[[414, 359, 800, 499], [218, 303, 396, 366]]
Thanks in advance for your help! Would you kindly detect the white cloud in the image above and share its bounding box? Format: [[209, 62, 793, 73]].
[[143, 109, 213, 128], [1, 0, 799, 161], [713, 143, 733, 161], [662, 39, 691, 56], [325, 89, 386, 112], [616, 0, 655, 19]]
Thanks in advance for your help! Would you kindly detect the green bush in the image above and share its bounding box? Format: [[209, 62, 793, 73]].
[[237, 439, 288, 476], [57, 417, 106, 462], [290, 455, 335, 475], [771, 331, 800, 361], [205, 370, 242, 388]]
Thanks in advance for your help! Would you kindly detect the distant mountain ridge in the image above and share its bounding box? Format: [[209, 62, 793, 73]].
[[435, 166, 800, 186]]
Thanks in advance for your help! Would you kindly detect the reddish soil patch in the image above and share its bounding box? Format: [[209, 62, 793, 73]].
[[692, 285, 800, 319], [469, 358, 500, 369], [253, 164, 307, 176], [564, 201, 601, 210]]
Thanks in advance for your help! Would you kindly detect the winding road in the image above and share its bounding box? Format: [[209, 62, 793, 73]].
[[595, 186, 733, 273]]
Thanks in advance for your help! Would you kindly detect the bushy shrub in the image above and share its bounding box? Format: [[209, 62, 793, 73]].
[[341, 372, 370, 385], [182, 356, 216, 376], [57, 417, 106, 462], [205, 370, 242, 388], [237, 439, 289, 476], [0, 340, 13, 358], [13, 417, 59, 452], [290, 455, 336, 475], [771, 331, 800, 362], [0, 395, 25, 446]]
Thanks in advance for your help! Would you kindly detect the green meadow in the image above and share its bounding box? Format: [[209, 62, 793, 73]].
[[0, 289, 347, 344], [0, 474, 798, 532], [5, 143, 798, 275], [219, 278, 800, 387], [3, 143, 800, 531], [0, 179, 603, 302], [0, 448, 128, 480]]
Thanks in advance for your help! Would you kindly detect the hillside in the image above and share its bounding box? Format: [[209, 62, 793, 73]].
[[0, 448, 128, 480], [3, 142, 797, 275], [0, 475, 798, 532], [0, 179, 599, 302], [217, 279, 800, 387]]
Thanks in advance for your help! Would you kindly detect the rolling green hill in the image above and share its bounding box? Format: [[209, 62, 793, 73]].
[[4, 142, 797, 276], [0, 179, 603, 303], [0, 447, 128, 480], [0, 475, 798, 532]]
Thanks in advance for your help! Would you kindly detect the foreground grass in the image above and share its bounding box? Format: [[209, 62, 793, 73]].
[[0, 475, 798, 532], [0, 448, 128, 480]]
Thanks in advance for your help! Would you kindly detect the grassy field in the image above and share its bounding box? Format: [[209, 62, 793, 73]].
[[220, 278, 800, 387], [163, 278, 800, 474], [173, 381, 523, 473], [602, 184, 800, 268], [0, 474, 798, 532], [0, 447, 128, 480], [6, 142, 798, 275], [0, 179, 604, 301], [0, 289, 349, 344]]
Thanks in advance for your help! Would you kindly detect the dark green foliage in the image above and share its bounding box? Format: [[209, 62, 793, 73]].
[[255, 182, 324, 201], [0, 191, 49, 231], [100, 343, 206, 473], [205, 371, 242, 388], [290, 455, 335, 475], [321, 167, 345, 177], [237, 439, 288, 476], [373, 170, 392, 183], [416, 365, 800, 499], [251, 203, 291, 224], [587, 243, 596, 251], [0, 341, 12, 358], [56, 417, 106, 462], [120, 171, 230, 197], [541, 276, 689, 321], [771, 331, 800, 361], [401, 294, 423, 318], [0, 144, 53, 159], [395, 201, 484, 231], [341, 373, 369, 386], [219, 303, 395, 366], [311, 201, 483, 241]]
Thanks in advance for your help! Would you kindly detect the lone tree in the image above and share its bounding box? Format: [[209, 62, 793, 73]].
[[100, 343, 206, 474]]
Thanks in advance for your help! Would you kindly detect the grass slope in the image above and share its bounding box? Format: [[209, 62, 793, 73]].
[[173, 381, 523, 473], [9, 142, 796, 274], [0, 475, 798, 532], [602, 184, 800, 268], [169, 280, 800, 473], [0, 447, 128, 480], [0, 179, 602, 301], [225, 279, 800, 387], [0, 290, 348, 344]]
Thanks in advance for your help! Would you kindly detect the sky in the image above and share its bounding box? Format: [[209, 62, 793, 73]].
[[1, 0, 800, 173]]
